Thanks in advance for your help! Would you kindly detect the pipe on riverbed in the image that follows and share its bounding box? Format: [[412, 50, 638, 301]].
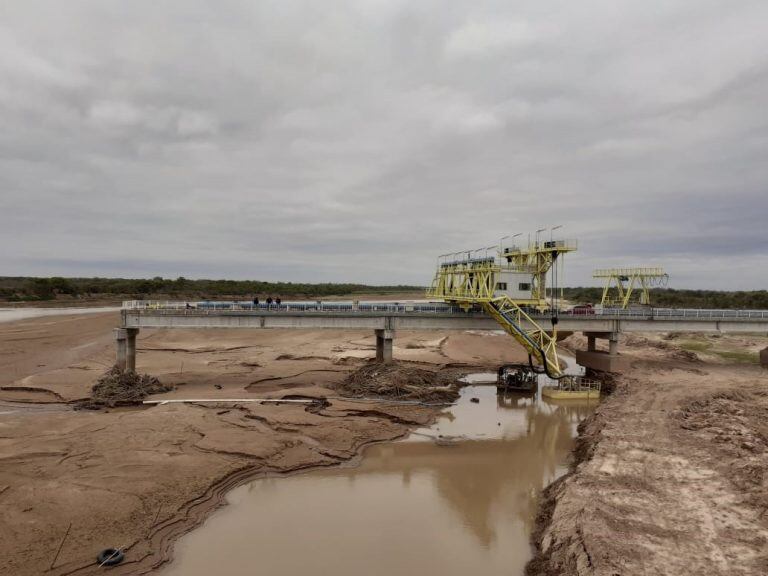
[[143, 398, 317, 405]]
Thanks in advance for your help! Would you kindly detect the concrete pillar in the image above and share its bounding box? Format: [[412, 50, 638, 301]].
[[114, 327, 139, 372], [576, 331, 628, 373], [375, 329, 394, 363], [114, 328, 127, 372], [126, 328, 139, 372], [760, 347, 768, 368], [608, 332, 619, 356]]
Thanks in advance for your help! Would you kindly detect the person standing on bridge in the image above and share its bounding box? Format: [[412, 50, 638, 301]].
[[266, 296, 273, 307], [276, 297, 281, 306], [253, 297, 259, 308]]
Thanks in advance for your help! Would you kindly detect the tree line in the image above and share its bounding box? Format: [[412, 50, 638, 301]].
[[561, 287, 768, 310], [1, 277, 766, 309], [0, 276, 423, 302]]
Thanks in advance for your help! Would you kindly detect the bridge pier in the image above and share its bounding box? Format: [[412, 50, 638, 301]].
[[587, 334, 596, 352], [576, 331, 628, 373], [114, 327, 139, 372], [375, 329, 394, 363]]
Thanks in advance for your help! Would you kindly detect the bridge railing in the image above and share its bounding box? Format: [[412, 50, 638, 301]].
[[598, 308, 768, 319], [121, 300, 469, 314], [122, 300, 768, 320]]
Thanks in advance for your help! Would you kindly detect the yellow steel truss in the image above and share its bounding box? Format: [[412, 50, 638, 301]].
[[427, 254, 565, 377], [593, 267, 667, 308], [427, 257, 498, 304]]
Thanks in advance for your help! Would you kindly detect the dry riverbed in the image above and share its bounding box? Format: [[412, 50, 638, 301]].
[[1, 312, 765, 575]]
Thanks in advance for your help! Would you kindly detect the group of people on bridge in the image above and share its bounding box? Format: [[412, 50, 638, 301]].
[[253, 296, 281, 306]]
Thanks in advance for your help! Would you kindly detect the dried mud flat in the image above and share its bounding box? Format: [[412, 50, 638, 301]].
[[0, 312, 523, 576], [528, 332, 768, 576]]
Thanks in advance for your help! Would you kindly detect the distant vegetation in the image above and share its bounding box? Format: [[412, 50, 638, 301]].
[[561, 287, 768, 309], [1, 277, 766, 309], [0, 276, 424, 302]]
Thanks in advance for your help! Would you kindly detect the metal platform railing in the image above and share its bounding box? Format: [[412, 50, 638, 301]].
[[593, 267, 665, 278]]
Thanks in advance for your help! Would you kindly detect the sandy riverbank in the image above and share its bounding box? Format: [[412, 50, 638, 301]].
[[528, 331, 768, 576], [0, 311, 525, 575]]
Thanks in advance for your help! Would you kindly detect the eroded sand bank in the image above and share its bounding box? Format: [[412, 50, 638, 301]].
[[528, 332, 768, 576]]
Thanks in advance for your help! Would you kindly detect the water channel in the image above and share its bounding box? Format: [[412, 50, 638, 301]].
[[161, 373, 596, 576]]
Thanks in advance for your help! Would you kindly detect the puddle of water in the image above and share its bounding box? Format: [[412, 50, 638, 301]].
[[459, 372, 497, 384], [161, 381, 596, 576], [0, 307, 119, 323]]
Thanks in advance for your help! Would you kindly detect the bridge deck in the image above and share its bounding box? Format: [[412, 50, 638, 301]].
[[122, 302, 768, 334]]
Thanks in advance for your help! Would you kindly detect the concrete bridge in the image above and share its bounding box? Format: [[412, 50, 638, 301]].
[[115, 301, 768, 373]]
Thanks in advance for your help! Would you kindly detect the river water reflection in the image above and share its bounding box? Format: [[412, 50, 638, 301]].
[[162, 383, 596, 576]]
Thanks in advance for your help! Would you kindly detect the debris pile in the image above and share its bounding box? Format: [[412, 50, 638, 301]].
[[670, 348, 701, 363], [80, 366, 173, 408], [335, 362, 459, 402]]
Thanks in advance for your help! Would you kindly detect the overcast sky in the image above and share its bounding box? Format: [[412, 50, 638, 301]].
[[2, 1, 767, 289]]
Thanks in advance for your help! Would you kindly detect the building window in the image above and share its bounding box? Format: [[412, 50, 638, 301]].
[[519, 282, 531, 291], [496, 282, 507, 291]]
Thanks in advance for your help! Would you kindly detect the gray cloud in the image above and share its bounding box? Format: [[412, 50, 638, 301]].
[[2, 0, 767, 289]]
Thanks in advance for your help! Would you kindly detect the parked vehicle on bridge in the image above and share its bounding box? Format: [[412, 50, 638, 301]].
[[569, 304, 595, 315]]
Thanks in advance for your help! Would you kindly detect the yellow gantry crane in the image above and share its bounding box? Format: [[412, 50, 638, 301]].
[[593, 267, 668, 309], [427, 235, 577, 380]]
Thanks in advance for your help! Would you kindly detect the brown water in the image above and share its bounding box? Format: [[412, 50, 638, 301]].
[[161, 382, 595, 576]]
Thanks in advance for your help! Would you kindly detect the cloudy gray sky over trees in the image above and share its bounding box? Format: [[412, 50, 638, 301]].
[[2, 1, 767, 289]]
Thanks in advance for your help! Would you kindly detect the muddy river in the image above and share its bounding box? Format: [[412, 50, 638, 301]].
[[161, 377, 595, 576]]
